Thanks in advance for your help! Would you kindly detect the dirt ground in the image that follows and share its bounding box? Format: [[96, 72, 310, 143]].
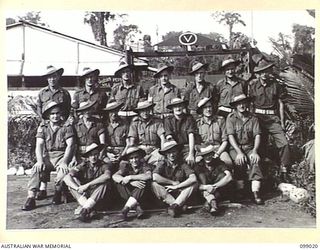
[[6, 175, 316, 229]]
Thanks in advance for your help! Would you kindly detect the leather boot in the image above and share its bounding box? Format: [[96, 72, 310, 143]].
[[253, 192, 264, 205], [35, 190, 47, 200], [22, 197, 36, 211], [209, 199, 219, 215], [52, 190, 62, 205]]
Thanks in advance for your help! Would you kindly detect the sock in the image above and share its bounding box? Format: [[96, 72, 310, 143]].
[[39, 182, 47, 191], [78, 195, 88, 207], [125, 197, 137, 209], [251, 180, 261, 193], [27, 190, 36, 198], [83, 198, 96, 210]]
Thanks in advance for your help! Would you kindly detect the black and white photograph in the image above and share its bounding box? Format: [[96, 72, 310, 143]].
[[6, 10, 315, 230]]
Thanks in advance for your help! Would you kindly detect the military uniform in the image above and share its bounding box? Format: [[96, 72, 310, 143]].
[[37, 86, 71, 118], [184, 81, 218, 117], [148, 83, 181, 118], [195, 159, 232, 202], [111, 83, 144, 111], [196, 115, 232, 165], [67, 159, 111, 208], [72, 88, 108, 115], [152, 159, 197, 206], [74, 118, 105, 157], [115, 160, 152, 203], [128, 116, 165, 164], [248, 78, 290, 167], [226, 111, 263, 181], [27, 121, 75, 191], [104, 118, 129, 168], [216, 77, 247, 118]]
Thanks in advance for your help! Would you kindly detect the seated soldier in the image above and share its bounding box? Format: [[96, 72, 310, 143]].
[[22, 101, 75, 210], [195, 145, 233, 215], [128, 100, 165, 164], [196, 97, 233, 167], [152, 140, 198, 218], [164, 98, 197, 166], [112, 147, 152, 220], [226, 94, 264, 205], [102, 100, 130, 170], [63, 143, 112, 222], [74, 100, 106, 164]]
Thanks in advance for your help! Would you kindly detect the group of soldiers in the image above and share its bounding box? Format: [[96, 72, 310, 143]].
[[21, 56, 292, 223]]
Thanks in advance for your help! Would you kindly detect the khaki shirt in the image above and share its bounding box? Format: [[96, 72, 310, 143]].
[[128, 117, 164, 147], [70, 159, 111, 184], [226, 111, 261, 147], [197, 116, 227, 146], [184, 81, 218, 112], [36, 121, 74, 152], [111, 83, 144, 111], [72, 87, 108, 113], [37, 86, 71, 115], [217, 77, 247, 108], [154, 159, 194, 182], [148, 83, 181, 114], [249, 78, 286, 109], [74, 118, 105, 151], [106, 119, 129, 147]]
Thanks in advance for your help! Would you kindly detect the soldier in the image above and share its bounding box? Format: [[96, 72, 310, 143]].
[[195, 145, 233, 215], [148, 63, 181, 118], [22, 101, 75, 210], [216, 58, 247, 118], [37, 65, 71, 119], [226, 94, 264, 205], [184, 61, 218, 118], [73, 100, 106, 164], [102, 100, 130, 170], [72, 67, 108, 118], [63, 143, 112, 222], [112, 147, 152, 220], [164, 98, 197, 166], [196, 97, 233, 167], [248, 60, 291, 183], [111, 61, 144, 117], [128, 100, 165, 164], [152, 140, 198, 218]]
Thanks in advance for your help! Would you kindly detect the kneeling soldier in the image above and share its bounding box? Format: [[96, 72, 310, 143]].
[[22, 101, 75, 210], [195, 145, 233, 215], [226, 94, 264, 205], [152, 140, 198, 218], [64, 143, 112, 222], [112, 147, 152, 220]]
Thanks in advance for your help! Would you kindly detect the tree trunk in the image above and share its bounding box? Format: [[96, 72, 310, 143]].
[[99, 12, 107, 46]]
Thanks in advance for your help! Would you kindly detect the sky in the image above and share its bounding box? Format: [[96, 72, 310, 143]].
[[6, 10, 315, 54]]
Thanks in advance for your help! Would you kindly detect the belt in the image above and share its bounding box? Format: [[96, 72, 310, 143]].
[[255, 108, 275, 115], [118, 111, 138, 117], [154, 113, 173, 119], [218, 106, 233, 113]]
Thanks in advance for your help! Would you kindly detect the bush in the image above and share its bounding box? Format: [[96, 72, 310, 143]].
[[289, 160, 316, 217], [8, 115, 40, 169]]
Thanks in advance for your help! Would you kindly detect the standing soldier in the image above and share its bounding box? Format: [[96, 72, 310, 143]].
[[216, 58, 247, 118], [72, 67, 108, 118], [184, 61, 218, 118], [164, 98, 197, 166], [102, 100, 130, 170], [195, 145, 233, 215], [64, 143, 112, 222], [196, 97, 233, 167], [111, 61, 144, 117], [249, 60, 291, 183], [74, 100, 106, 164], [37, 65, 71, 119], [152, 140, 198, 218], [148, 63, 181, 118], [22, 101, 75, 210], [226, 94, 264, 205], [112, 147, 152, 220], [128, 100, 165, 164]]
